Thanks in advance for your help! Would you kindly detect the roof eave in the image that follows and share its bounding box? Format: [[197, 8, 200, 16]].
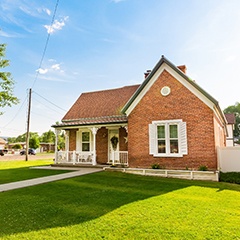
[[122, 55, 220, 114]]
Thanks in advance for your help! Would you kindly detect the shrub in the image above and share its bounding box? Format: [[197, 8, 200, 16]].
[[151, 163, 161, 169], [219, 172, 240, 184], [12, 144, 22, 149], [198, 165, 208, 171]]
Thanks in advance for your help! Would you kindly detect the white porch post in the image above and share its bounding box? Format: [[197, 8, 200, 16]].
[[90, 127, 99, 166], [54, 129, 61, 164], [65, 131, 69, 152]]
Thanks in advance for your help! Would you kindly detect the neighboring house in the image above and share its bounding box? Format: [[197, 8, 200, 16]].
[[0, 137, 6, 149], [224, 113, 236, 146], [8, 142, 26, 150], [53, 56, 227, 171], [39, 142, 55, 152]]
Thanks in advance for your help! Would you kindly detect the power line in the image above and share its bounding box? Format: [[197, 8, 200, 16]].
[[32, 95, 66, 115], [31, 0, 60, 89], [2, 94, 28, 129], [33, 91, 67, 112]]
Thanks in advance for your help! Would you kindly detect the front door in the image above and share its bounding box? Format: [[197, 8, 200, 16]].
[[108, 129, 119, 164]]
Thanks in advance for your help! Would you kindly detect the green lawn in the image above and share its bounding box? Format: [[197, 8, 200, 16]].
[[0, 160, 70, 184], [0, 164, 239, 240]]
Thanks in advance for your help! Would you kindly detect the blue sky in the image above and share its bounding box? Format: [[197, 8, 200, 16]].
[[0, 0, 240, 137]]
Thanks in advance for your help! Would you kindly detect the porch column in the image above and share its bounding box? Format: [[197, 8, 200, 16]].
[[90, 127, 99, 166], [65, 131, 69, 151], [54, 129, 61, 164]]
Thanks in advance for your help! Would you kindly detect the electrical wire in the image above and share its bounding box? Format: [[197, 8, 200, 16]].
[[32, 94, 66, 115], [2, 94, 28, 129], [33, 91, 67, 112], [31, 0, 60, 89]]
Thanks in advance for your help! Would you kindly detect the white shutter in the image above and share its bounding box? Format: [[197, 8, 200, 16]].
[[180, 122, 188, 155], [149, 124, 156, 155], [76, 130, 81, 151]]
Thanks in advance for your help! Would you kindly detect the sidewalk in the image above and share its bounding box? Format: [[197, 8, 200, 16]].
[[0, 167, 103, 193]]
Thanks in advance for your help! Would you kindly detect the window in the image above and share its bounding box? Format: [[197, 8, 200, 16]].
[[149, 120, 187, 157], [82, 132, 90, 151]]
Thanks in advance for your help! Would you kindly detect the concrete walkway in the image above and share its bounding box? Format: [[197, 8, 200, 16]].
[[0, 167, 103, 193]]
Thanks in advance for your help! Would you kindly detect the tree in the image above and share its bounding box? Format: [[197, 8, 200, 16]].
[[12, 143, 22, 149], [58, 131, 65, 150], [0, 43, 19, 113], [29, 136, 40, 149], [40, 130, 55, 143], [224, 102, 240, 137], [7, 137, 16, 143], [15, 132, 39, 143]]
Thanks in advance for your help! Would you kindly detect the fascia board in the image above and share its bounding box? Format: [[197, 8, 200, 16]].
[[125, 62, 216, 116], [164, 64, 216, 111], [125, 63, 167, 116]]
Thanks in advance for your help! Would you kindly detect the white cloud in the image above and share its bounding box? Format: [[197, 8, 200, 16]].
[[37, 68, 48, 74], [37, 62, 64, 75], [51, 64, 60, 71], [44, 8, 51, 16], [44, 16, 69, 34], [0, 30, 21, 38]]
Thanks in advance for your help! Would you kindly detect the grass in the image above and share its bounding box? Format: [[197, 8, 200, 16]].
[[0, 164, 239, 240], [0, 160, 70, 184]]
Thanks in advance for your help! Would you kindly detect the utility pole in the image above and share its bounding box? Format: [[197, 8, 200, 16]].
[[25, 88, 32, 161]]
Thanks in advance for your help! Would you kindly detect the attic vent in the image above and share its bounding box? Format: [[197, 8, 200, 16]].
[[161, 86, 171, 96]]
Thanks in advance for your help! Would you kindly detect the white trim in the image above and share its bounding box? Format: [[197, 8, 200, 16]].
[[149, 119, 187, 158], [125, 63, 215, 116], [161, 86, 171, 96]]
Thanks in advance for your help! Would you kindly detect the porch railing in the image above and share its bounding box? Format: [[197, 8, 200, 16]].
[[56, 151, 93, 164], [110, 151, 128, 166], [55, 150, 128, 166]]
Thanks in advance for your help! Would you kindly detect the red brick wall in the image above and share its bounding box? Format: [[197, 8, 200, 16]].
[[69, 129, 77, 151], [119, 127, 128, 151], [127, 69, 220, 170], [96, 127, 108, 164]]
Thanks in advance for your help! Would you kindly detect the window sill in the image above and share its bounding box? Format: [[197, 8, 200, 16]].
[[153, 153, 183, 158]]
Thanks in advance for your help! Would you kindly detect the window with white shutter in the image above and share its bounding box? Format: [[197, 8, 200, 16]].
[[149, 119, 188, 157]]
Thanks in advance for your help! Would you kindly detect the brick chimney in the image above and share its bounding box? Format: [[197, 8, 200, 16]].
[[177, 65, 187, 74], [144, 70, 151, 79]]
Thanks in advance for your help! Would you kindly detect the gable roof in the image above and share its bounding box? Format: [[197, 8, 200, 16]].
[[58, 85, 140, 127], [224, 113, 236, 124], [122, 55, 226, 125]]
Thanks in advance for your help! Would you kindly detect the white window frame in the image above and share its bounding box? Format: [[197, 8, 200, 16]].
[[81, 131, 91, 152], [149, 119, 188, 157]]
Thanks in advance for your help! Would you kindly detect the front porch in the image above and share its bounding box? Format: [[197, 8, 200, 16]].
[[54, 125, 129, 166], [55, 150, 128, 166]]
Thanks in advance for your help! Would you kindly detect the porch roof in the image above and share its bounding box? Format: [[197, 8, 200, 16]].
[[53, 115, 128, 128], [53, 84, 140, 128]]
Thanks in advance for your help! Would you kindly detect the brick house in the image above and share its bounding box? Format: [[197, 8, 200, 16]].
[[53, 56, 227, 170]]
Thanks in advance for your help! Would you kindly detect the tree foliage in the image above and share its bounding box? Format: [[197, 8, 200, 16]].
[[0, 43, 19, 113], [29, 136, 40, 149], [7, 129, 65, 150], [12, 143, 22, 149], [57, 131, 65, 150], [40, 130, 55, 143], [224, 102, 240, 137], [15, 132, 39, 143]]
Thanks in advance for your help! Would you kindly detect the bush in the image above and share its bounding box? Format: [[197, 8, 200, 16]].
[[151, 163, 161, 169], [12, 144, 22, 149], [198, 165, 208, 171], [219, 172, 240, 184]]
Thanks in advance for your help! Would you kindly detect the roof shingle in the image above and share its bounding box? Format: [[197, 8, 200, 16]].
[[62, 85, 140, 123], [224, 113, 236, 124]]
